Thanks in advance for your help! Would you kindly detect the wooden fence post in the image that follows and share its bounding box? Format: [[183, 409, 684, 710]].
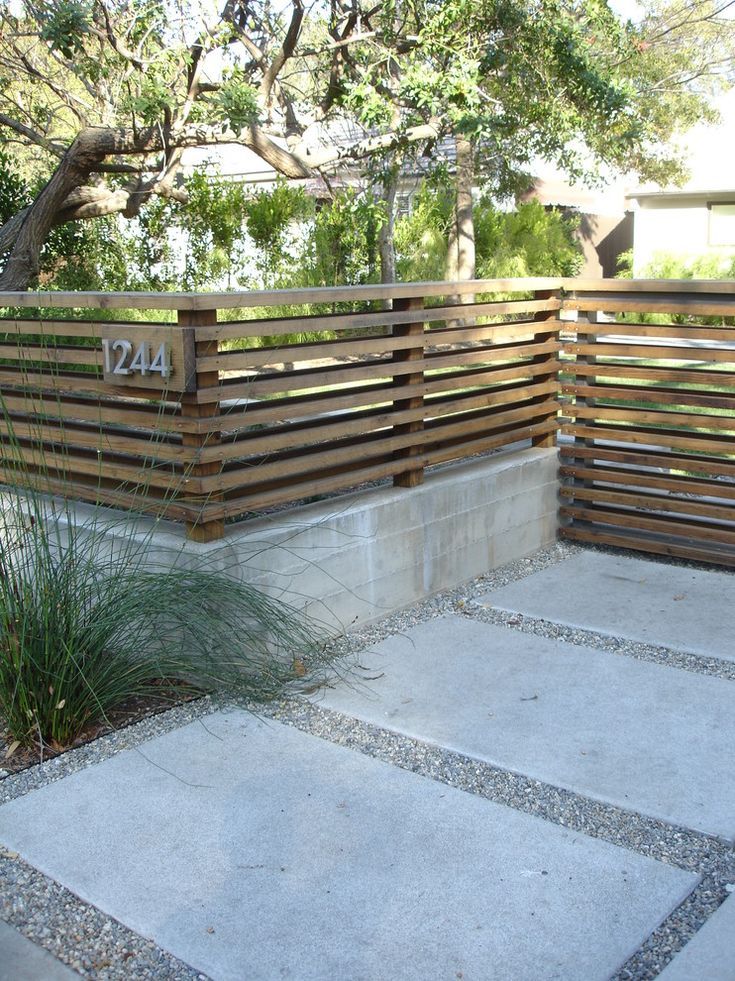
[[532, 287, 562, 448], [392, 295, 425, 487], [179, 308, 224, 542]]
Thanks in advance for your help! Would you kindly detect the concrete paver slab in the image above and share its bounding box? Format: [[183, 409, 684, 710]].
[[476, 551, 735, 661], [657, 894, 735, 981], [314, 616, 735, 839], [0, 711, 697, 981], [0, 920, 78, 980]]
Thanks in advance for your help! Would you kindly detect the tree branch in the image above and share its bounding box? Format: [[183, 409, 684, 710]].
[[293, 120, 442, 169], [0, 112, 66, 157], [260, 0, 304, 107]]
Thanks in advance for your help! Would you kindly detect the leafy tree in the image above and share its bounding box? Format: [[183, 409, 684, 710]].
[[395, 181, 583, 280], [242, 179, 313, 287], [304, 189, 386, 287], [0, 0, 733, 289]]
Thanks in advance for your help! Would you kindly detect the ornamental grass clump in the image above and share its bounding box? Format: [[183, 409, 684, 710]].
[[0, 486, 331, 753]]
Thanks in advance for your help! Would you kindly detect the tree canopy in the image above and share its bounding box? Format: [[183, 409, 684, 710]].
[[0, 0, 734, 289]]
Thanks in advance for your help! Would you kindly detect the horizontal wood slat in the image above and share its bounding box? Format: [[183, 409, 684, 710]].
[[559, 463, 735, 501], [563, 361, 735, 389], [0, 391, 194, 433], [197, 398, 560, 487], [196, 318, 557, 372], [0, 439, 196, 492], [560, 504, 735, 546], [558, 442, 735, 479], [206, 379, 558, 466], [560, 382, 735, 410], [560, 525, 735, 567], [564, 342, 735, 362], [567, 403, 735, 431], [197, 301, 561, 344], [564, 321, 735, 341], [564, 295, 735, 317]]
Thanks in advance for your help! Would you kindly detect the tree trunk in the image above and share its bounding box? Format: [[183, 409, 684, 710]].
[[445, 134, 475, 318], [379, 173, 398, 288], [0, 131, 108, 290]]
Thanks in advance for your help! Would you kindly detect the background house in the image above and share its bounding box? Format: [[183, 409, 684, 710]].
[[519, 169, 632, 278], [626, 90, 735, 274]]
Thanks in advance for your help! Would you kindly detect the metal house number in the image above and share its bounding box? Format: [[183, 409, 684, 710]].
[[102, 338, 171, 379]]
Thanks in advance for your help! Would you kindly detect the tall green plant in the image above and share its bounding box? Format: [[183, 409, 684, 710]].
[[616, 250, 735, 325], [0, 381, 333, 753], [395, 184, 583, 281]]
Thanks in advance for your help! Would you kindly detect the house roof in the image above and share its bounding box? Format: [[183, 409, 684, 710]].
[[627, 188, 735, 204]]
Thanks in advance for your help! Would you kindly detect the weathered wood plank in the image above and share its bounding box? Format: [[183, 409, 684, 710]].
[[558, 443, 735, 479], [0, 278, 563, 312], [560, 483, 735, 522], [560, 503, 735, 546], [564, 341, 735, 362], [560, 382, 735, 411], [559, 463, 735, 501], [568, 403, 735, 431], [559, 525, 735, 568], [563, 361, 735, 389]]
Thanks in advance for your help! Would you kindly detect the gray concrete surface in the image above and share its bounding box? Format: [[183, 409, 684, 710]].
[[657, 894, 735, 981], [0, 919, 78, 980], [477, 550, 735, 661], [0, 711, 697, 981], [314, 616, 735, 840], [23, 446, 557, 634]]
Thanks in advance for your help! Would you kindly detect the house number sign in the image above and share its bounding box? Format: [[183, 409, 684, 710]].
[[101, 325, 196, 393], [102, 339, 171, 379]]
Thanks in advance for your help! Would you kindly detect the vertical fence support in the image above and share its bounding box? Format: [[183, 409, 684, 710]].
[[532, 287, 562, 448], [558, 290, 595, 526], [392, 295, 425, 488], [179, 308, 224, 542]]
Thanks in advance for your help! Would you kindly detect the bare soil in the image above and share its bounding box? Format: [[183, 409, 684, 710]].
[[0, 679, 204, 775]]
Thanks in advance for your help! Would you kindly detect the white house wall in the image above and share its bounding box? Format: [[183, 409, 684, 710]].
[[632, 197, 734, 275]]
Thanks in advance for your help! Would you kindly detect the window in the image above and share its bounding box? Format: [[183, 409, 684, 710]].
[[708, 203, 735, 246]]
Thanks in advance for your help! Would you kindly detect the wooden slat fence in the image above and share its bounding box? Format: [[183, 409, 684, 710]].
[[3, 277, 735, 562], [559, 279, 735, 567], [0, 278, 562, 541]]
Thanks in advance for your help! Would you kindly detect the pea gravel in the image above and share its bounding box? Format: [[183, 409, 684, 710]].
[[1, 540, 734, 979]]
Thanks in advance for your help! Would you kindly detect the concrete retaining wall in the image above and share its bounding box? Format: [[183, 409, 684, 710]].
[[5, 447, 558, 635]]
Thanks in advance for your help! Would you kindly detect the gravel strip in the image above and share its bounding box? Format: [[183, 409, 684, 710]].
[[0, 847, 206, 980], [469, 606, 735, 681], [1, 539, 733, 979]]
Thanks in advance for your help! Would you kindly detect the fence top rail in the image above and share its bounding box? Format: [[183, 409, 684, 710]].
[[0, 277, 562, 311], [562, 278, 735, 294], [0, 277, 734, 312]]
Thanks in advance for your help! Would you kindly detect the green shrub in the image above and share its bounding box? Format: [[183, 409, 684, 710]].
[[0, 365, 334, 754], [616, 250, 735, 326], [0, 486, 332, 751]]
